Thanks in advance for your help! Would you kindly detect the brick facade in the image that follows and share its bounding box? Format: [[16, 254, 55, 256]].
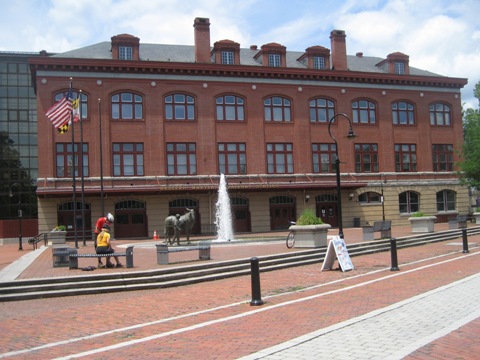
[[30, 18, 470, 239]]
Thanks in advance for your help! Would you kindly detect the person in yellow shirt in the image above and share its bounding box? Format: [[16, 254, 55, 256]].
[[96, 223, 123, 268]]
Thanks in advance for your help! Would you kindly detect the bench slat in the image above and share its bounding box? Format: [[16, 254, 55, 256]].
[[68, 246, 134, 269]]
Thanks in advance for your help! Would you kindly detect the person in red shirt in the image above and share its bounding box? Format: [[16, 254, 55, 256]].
[[94, 213, 114, 268]]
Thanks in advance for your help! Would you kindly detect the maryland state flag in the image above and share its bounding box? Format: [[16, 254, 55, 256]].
[[72, 97, 80, 122], [57, 122, 70, 134]]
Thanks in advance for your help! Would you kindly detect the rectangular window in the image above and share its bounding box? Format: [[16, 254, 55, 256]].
[[395, 144, 417, 172], [56, 143, 89, 178], [218, 143, 246, 174], [119, 46, 133, 60], [221, 51, 234, 64], [113, 143, 144, 176], [394, 62, 405, 74], [312, 143, 336, 173], [167, 143, 196, 175], [268, 53, 281, 67], [267, 143, 293, 174], [355, 144, 378, 173], [432, 144, 454, 171], [313, 56, 325, 69], [437, 190, 456, 211]]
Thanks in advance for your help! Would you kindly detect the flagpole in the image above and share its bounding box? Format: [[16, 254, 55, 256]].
[[99, 98, 104, 216], [79, 90, 86, 246], [70, 78, 78, 248]]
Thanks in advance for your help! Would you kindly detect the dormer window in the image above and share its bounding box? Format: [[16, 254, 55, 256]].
[[212, 40, 240, 65], [269, 53, 281, 67], [111, 34, 140, 61], [394, 61, 405, 74], [255, 43, 287, 68], [376, 52, 410, 75], [313, 56, 325, 69], [221, 51, 234, 65], [297, 46, 330, 70], [119, 46, 133, 60]]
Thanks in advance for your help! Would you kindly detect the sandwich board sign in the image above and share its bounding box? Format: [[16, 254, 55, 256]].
[[321, 236, 354, 272]]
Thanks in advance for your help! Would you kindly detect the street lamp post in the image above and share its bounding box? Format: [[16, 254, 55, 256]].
[[10, 183, 23, 250], [380, 174, 387, 221], [328, 113, 356, 239]]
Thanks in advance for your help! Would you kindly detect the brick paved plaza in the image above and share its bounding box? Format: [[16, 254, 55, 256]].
[[0, 224, 479, 359]]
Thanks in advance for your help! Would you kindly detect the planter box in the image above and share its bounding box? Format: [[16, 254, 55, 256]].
[[408, 216, 436, 233], [473, 213, 480, 224], [289, 224, 331, 248], [48, 231, 67, 245]]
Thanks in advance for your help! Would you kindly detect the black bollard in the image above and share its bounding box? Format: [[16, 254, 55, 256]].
[[390, 238, 400, 271], [249, 257, 264, 306], [462, 228, 469, 253]]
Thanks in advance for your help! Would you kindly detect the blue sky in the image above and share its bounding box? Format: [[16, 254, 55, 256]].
[[1, 0, 479, 108]]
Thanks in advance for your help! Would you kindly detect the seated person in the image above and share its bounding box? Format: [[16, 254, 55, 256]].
[[95, 223, 123, 268]]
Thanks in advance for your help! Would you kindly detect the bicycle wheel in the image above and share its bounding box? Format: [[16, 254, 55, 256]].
[[286, 231, 295, 248]]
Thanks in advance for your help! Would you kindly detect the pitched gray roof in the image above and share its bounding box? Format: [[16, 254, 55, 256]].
[[52, 42, 441, 77]]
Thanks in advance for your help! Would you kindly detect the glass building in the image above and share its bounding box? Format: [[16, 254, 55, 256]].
[[0, 51, 44, 220]]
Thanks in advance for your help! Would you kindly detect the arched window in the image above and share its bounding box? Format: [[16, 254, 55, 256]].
[[264, 96, 291, 122], [111, 92, 143, 120], [54, 91, 88, 120], [115, 200, 145, 210], [392, 101, 415, 125], [269, 195, 295, 204], [399, 191, 419, 214], [436, 190, 456, 211], [216, 95, 245, 121], [352, 99, 376, 124], [358, 192, 381, 203], [165, 93, 195, 121], [316, 194, 338, 202], [309, 98, 335, 123], [429, 103, 451, 126]]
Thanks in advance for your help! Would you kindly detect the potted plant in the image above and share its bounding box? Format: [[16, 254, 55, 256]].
[[408, 211, 437, 233], [289, 209, 331, 248], [48, 225, 67, 244]]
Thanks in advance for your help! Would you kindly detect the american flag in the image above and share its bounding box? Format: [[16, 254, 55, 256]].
[[45, 93, 73, 129]]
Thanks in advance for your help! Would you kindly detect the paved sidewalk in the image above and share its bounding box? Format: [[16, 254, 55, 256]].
[[240, 270, 480, 360]]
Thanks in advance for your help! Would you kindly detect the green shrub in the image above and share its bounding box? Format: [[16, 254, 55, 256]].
[[52, 225, 66, 231], [411, 211, 425, 217], [296, 209, 323, 225]]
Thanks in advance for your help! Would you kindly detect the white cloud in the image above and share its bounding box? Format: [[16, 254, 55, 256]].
[[0, 0, 478, 107]]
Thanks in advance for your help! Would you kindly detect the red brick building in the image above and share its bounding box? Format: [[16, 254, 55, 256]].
[[30, 17, 469, 240]]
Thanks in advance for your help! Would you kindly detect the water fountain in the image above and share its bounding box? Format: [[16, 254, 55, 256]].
[[213, 174, 234, 242]]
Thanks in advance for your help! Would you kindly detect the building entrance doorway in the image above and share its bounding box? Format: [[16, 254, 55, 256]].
[[114, 200, 147, 239], [269, 195, 296, 230], [316, 194, 338, 228], [57, 201, 92, 241]]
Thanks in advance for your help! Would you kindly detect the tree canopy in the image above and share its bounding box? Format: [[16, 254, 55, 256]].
[[458, 81, 480, 188]]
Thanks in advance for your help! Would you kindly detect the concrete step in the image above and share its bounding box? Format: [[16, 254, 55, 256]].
[[0, 227, 477, 302]]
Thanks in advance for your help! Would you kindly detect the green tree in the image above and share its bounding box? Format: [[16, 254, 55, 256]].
[[0, 131, 36, 219], [458, 81, 480, 188]]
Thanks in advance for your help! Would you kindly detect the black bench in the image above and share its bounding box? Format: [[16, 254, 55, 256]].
[[448, 215, 468, 229], [363, 220, 392, 240], [156, 242, 211, 265], [69, 246, 134, 269]]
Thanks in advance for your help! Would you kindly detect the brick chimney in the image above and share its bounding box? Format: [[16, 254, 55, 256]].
[[194, 17, 211, 63], [330, 30, 347, 71]]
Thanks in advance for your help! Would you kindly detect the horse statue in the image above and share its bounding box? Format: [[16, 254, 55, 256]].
[[164, 208, 196, 245], [164, 214, 180, 245]]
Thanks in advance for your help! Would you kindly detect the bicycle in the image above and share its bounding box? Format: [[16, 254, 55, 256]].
[[286, 221, 296, 248]]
